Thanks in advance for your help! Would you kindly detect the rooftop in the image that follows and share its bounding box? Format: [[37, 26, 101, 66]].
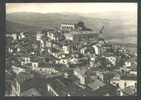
[[92, 84, 117, 96], [47, 77, 90, 96], [21, 88, 41, 96], [74, 66, 88, 76], [122, 86, 137, 96], [87, 79, 105, 91]]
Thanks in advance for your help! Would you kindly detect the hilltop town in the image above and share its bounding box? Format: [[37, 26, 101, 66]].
[[5, 21, 137, 96]]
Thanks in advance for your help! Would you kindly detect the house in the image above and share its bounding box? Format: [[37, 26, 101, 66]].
[[92, 84, 118, 96], [64, 31, 99, 42], [20, 88, 41, 96], [105, 56, 117, 66], [17, 75, 52, 96], [69, 54, 79, 65], [122, 85, 137, 96], [20, 57, 31, 65], [62, 45, 70, 54], [112, 73, 121, 80], [48, 48, 61, 59], [47, 77, 89, 96], [59, 59, 69, 65], [87, 79, 105, 91], [6, 33, 17, 40], [36, 33, 43, 41], [5, 70, 18, 96], [91, 45, 100, 55], [103, 72, 115, 84], [14, 72, 35, 96], [80, 46, 87, 54], [64, 33, 73, 40], [89, 54, 97, 67], [129, 71, 137, 76], [11, 66, 26, 75], [124, 61, 131, 67], [11, 79, 21, 96], [5, 78, 21, 96], [31, 62, 39, 70], [47, 30, 65, 41], [95, 71, 104, 81], [100, 44, 114, 55], [121, 71, 137, 80], [8, 48, 14, 53], [16, 32, 25, 40], [79, 44, 100, 56], [73, 67, 88, 85], [9, 44, 19, 55], [6, 71, 35, 96], [110, 79, 137, 90], [62, 40, 72, 51], [16, 72, 34, 84]]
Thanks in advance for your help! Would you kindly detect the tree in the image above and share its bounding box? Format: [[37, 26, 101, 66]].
[[76, 21, 86, 30]]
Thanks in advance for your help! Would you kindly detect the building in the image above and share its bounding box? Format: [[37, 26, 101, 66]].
[[18, 75, 52, 96], [60, 24, 75, 32], [46, 30, 65, 41], [110, 79, 137, 90], [92, 84, 118, 96], [47, 77, 89, 96], [5, 71, 20, 96], [20, 88, 41, 96], [73, 67, 88, 85], [87, 79, 105, 91], [64, 31, 99, 42], [122, 85, 137, 96], [20, 57, 31, 66]]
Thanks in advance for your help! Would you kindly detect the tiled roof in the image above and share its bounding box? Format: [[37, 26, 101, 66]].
[[47, 77, 89, 96], [93, 84, 117, 96], [21, 88, 41, 96], [87, 79, 105, 91]]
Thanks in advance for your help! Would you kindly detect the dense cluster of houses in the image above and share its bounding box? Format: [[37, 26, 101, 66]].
[[5, 22, 137, 96]]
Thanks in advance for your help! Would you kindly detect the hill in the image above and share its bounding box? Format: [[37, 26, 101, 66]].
[[6, 21, 41, 32]]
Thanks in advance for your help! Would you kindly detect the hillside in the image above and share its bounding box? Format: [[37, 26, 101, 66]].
[[6, 21, 42, 32]]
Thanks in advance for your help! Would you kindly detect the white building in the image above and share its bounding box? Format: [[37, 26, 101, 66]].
[[73, 67, 87, 85], [92, 45, 99, 55], [105, 56, 116, 66], [60, 24, 75, 31], [31, 62, 39, 70], [110, 79, 137, 90], [62, 45, 70, 54]]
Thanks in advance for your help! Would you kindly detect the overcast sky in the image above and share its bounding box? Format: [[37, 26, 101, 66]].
[[6, 3, 137, 14]]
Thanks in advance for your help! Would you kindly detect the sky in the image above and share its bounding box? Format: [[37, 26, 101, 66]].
[[6, 3, 137, 14]]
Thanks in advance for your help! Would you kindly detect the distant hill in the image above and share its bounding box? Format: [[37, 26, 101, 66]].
[[6, 12, 137, 45], [6, 12, 106, 31], [6, 21, 41, 32]]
